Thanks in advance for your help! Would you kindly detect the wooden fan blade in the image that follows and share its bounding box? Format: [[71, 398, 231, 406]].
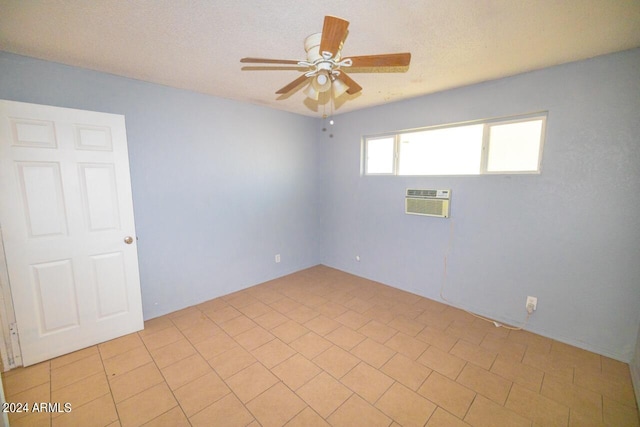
[[242, 66, 308, 72], [348, 53, 411, 68], [241, 57, 300, 65], [276, 74, 310, 94], [319, 16, 349, 57], [338, 72, 362, 95]]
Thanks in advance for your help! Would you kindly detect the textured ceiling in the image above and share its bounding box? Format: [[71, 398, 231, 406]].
[[1, 0, 639, 117]]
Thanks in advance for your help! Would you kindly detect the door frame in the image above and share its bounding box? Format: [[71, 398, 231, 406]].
[[0, 228, 21, 370]]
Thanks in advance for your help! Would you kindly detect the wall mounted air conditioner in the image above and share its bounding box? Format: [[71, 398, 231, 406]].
[[405, 189, 451, 218]]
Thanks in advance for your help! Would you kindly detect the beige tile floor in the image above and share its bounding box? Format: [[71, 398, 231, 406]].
[[3, 265, 639, 427]]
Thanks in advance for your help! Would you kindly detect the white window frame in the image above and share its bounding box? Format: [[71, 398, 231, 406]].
[[363, 135, 397, 175], [363, 112, 547, 176]]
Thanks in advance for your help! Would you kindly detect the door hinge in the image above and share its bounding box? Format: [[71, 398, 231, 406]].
[[7, 322, 21, 368], [8, 322, 18, 337]]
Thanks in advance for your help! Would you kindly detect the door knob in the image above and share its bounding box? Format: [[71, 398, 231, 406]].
[[124, 236, 134, 244]]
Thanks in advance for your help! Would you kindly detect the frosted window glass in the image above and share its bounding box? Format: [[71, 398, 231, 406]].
[[487, 120, 543, 172], [398, 124, 483, 175], [366, 137, 395, 174]]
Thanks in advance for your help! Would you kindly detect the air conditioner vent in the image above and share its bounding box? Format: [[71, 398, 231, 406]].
[[407, 189, 436, 198], [405, 189, 451, 218]]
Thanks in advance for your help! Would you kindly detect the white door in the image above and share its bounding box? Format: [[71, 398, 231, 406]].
[[0, 99, 143, 366]]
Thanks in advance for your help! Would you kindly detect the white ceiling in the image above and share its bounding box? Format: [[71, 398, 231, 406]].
[[1, 1, 639, 117]]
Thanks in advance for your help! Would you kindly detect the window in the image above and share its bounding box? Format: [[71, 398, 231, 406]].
[[363, 113, 546, 175], [399, 124, 484, 175], [365, 136, 395, 174], [486, 119, 544, 172]]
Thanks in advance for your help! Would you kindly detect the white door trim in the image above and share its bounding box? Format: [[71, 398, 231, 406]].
[[0, 227, 20, 370]]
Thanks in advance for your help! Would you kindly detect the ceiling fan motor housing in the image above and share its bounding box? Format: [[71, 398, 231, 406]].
[[305, 33, 343, 63]]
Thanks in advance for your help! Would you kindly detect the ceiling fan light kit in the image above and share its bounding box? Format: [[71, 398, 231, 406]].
[[330, 75, 349, 98], [311, 71, 331, 91], [303, 81, 320, 100], [240, 15, 411, 109]]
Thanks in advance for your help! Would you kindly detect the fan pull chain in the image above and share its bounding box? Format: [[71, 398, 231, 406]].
[[321, 91, 334, 138], [328, 92, 334, 138]]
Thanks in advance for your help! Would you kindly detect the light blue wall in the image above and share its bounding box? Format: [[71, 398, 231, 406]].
[[318, 49, 640, 362], [1, 49, 639, 363], [0, 52, 319, 319]]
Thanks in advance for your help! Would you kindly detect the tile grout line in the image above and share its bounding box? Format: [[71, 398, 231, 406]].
[[234, 286, 336, 424], [96, 344, 122, 427], [220, 289, 383, 425], [168, 307, 244, 425], [133, 326, 189, 426], [462, 393, 479, 422], [49, 349, 112, 425], [187, 303, 284, 425]]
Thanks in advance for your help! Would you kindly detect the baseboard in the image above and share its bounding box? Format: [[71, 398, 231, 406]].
[[632, 358, 640, 411]]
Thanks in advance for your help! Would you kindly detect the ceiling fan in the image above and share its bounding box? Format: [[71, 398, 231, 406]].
[[240, 16, 411, 101]]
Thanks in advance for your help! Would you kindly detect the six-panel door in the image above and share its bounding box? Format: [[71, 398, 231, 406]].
[[0, 100, 144, 366]]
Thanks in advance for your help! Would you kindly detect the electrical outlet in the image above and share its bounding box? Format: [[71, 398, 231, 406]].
[[526, 296, 537, 313], [275, 254, 281, 263]]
